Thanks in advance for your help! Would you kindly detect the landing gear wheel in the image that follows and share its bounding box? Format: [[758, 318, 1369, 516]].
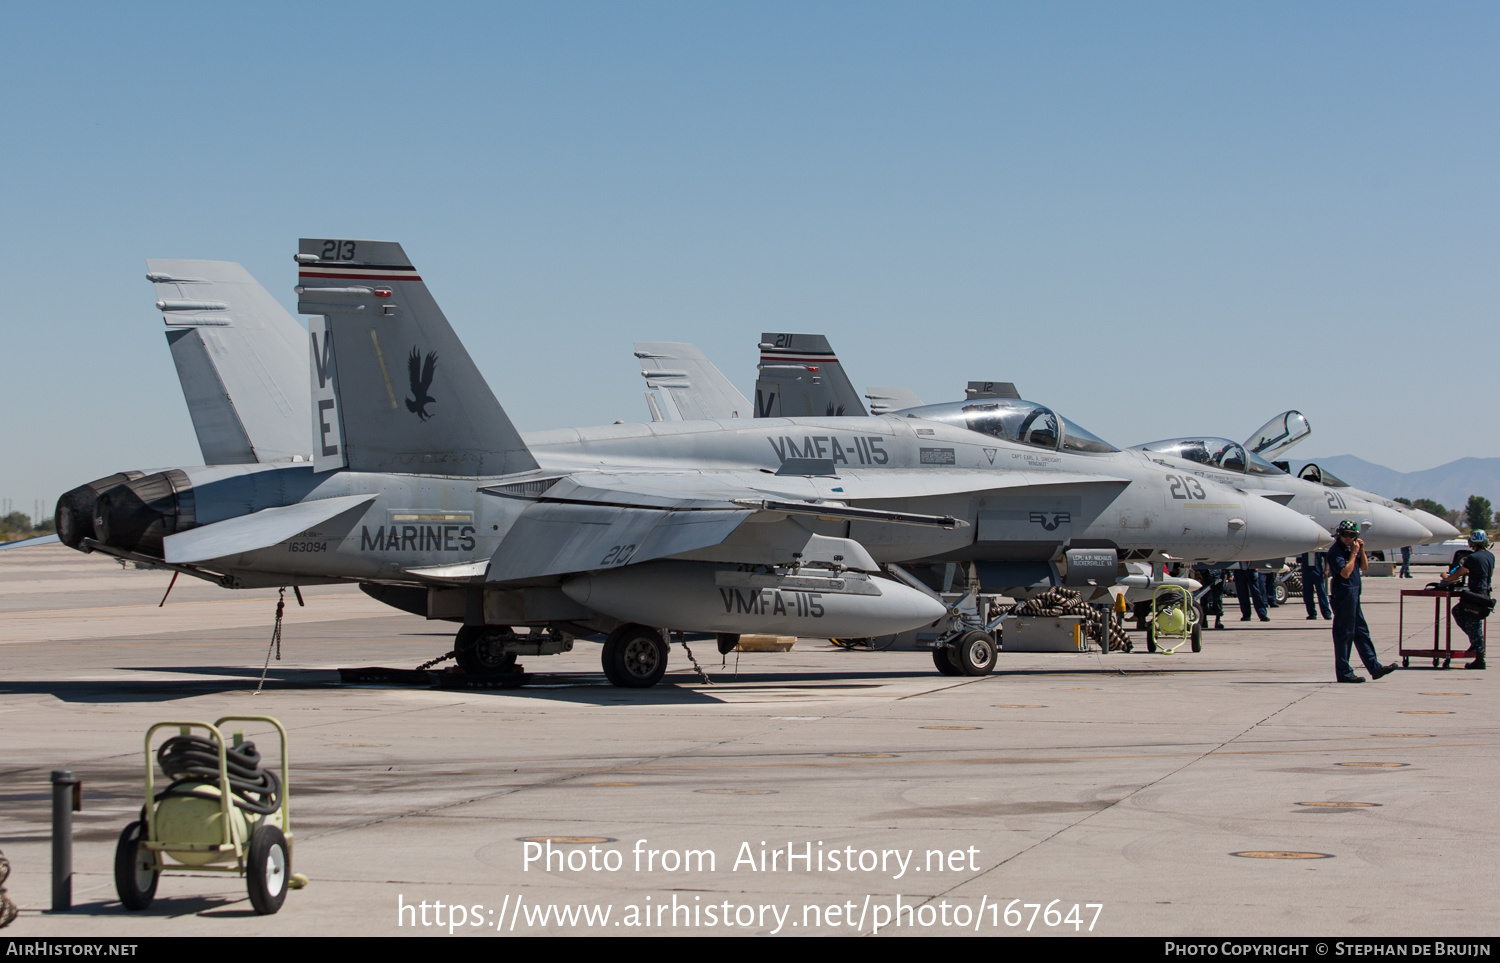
[[602, 624, 668, 688], [932, 646, 963, 676], [1274, 583, 1288, 606], [953, 630, 997, 676], [454, 626, 518, 675], [246, 824, 289, 915], [1145, 622, 1158, 653], [113, 820, 158, 911]]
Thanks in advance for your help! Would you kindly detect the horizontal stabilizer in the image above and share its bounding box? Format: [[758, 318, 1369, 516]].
[[487, 502, 748, 582], [0, 534, 60, 551], [163, 493, 377, 564]]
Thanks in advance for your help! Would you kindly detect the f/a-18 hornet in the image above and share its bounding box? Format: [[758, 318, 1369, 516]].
[[56, 239, 1329, 687]]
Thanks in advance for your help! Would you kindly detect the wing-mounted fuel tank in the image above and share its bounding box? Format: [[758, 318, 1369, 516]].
[[562, 560, 948, 638]]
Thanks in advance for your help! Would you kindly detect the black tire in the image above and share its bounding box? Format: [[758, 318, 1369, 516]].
[[932, 646, 963, 676], [114, 820, 158, 911], [953, 630, 997, 676], [1274, 583, 1288, 606], [246, 824, 290, 915], [1402, 657, 1410, 668], [1145, 621, 1158, 653], [602, 624, 668, 688], [1190, 619, 1202, 653], [453, 626, 518, 675]]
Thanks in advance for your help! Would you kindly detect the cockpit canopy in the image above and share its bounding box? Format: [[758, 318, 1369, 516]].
[[1297, 463, 1348, 487], [895, 400, 1118, 454], [1135, 437, 1286, 476]]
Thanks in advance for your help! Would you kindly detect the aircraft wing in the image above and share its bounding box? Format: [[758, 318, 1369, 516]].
[[634, 342, 751, 421], [163, 493, 378, 564], [482, 468, 1129, 582]]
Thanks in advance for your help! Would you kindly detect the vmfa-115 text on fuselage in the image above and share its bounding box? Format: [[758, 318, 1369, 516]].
[[55, 239, 1330, 687]]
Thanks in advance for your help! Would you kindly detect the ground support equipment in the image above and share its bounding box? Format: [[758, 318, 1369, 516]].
[[1398, 588, 1474, 669], [115, 715, 305, 915]]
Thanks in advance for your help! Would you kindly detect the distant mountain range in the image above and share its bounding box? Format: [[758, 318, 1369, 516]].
[[1289, 456, 1500, 511]]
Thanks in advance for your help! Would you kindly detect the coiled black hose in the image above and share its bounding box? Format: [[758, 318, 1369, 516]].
[[156, 735, 281, 815]]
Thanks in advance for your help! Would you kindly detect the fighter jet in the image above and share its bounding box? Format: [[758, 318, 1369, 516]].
[[1292, 462, 1460, 545], [1130, 436, 1431, 553], [57, 240, 1329, 687]]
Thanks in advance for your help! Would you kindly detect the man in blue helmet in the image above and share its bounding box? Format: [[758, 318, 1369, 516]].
[[1327, 520, 1398, 683], [1441, 530, 1494, 670]]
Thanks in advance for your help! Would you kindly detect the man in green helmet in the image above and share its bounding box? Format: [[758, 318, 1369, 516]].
[[1327, 520, 1398, 683]]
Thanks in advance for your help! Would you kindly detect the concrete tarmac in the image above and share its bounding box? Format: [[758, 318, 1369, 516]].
[[0, 546, 1492, 937]]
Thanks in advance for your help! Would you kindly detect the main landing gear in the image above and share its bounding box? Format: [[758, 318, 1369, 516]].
[[601, 624, 669, 688], [453, 625, 518, 675], [932, 630, 998, 677]]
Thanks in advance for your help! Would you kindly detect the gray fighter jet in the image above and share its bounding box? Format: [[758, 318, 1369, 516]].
[[57, 240, 1329, 687]]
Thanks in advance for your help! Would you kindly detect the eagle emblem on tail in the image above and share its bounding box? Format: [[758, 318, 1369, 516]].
[[405, 347, 438, 421]]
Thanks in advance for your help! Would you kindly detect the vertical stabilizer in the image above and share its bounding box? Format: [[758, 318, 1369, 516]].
[[864, 386, 924, 414], [754, 333, 866, 417], [295, 239, 538, 476], [148, 260, 311, 464], [634, 342, 751, 421], [965, 381, 1021, 400]]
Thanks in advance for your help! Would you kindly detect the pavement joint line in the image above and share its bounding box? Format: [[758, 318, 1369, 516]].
[[911, 681, 1332, 916], [296, 701, 814, 845]]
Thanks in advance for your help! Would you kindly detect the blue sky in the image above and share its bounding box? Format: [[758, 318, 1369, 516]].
[[3, 2, 1496, 513]]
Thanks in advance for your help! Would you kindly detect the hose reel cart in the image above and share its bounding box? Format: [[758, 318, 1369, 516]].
[[115, 715, 305, 915]]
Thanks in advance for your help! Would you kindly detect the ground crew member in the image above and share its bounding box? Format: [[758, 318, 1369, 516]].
[[1328, 520, 1397, 683], [1299, 550, 1332, 620], [1232, 565, 1269, 622], [1441, 530, 1493, 670]]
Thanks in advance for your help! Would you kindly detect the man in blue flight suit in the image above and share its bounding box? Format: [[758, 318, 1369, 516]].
[[1299, 550, 1332, 620], [1328, 520, 1397, 683], [1441, 530, 1493, 670], [1232, 564, 1270, 622]]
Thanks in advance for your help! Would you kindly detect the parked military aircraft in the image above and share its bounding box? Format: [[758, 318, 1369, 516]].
[[56, 242, 1329, 687], [1293, 462, 1459, 545]]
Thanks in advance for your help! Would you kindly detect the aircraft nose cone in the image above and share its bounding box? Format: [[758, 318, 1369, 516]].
[[1366, 503, 1433, 549], [1240, 498, 1331, 559], [1407, 508, 1461, 544]]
